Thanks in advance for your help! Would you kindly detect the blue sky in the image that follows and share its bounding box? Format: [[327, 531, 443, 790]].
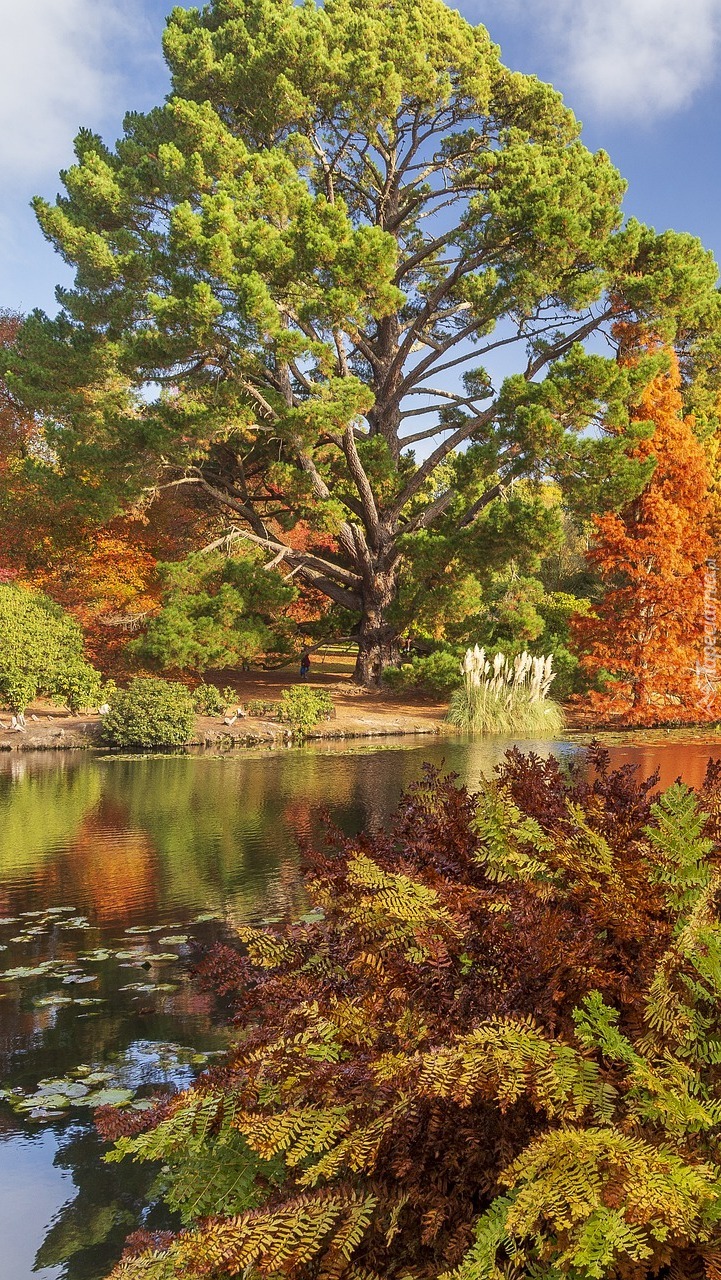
[[2, 0, 720, 316]]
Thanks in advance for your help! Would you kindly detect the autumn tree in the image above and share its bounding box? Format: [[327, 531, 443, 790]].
[[574, 344, 716, 722], [7, 0, 721, 683]]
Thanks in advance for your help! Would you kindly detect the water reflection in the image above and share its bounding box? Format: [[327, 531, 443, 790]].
[[1, 732, 721, 1278]]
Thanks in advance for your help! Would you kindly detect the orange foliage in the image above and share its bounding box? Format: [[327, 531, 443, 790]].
[[574, 346, 718, 724], [0, 314, 218, 668], [0, 315, 332, 662], [281, 521, 336, 628], [31, 495, 217, 672], [31, 525, 160, 669]]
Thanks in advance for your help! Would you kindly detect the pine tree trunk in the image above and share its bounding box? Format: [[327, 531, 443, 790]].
[[353, 572, 400, 687]]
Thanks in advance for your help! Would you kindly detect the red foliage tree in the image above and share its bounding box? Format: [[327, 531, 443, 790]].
[[574, 344, 717, 724]]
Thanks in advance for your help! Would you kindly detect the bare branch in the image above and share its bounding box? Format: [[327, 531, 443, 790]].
[[341, 423, 382, 547], [214, 525, 362, 588], [399, 423, 457, 447]]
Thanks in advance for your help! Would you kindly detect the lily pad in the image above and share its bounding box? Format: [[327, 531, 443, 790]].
[[157, 935, 189, 945], [79, 949, 113, 962], [0, 917, 20, 926], [33, 995, 74, 1008], [146, 953, 181, 963], [35, 1080, 89, 1101], [2, 962, 56, 979], [74, 997, 105, 1007], [62, 974, 98, 986], [80, 1088, 134, 1108], [193, 912, 219, 923], [19, 1093, 71, 1111], [63, 1082, 91, 1099]]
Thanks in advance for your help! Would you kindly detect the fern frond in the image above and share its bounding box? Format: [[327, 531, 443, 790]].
[[235, 1104, 351, 1164], [647, 784, 714, 927], [109, 1189, 378, 1279], [452, 1128, 721, 1280], [235, 925, 298, 968], [473, 786, 556, 886], [419, 1018, 616, 1122]]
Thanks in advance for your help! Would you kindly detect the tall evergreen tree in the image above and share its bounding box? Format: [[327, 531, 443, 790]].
[[7, 0, 720, 681]]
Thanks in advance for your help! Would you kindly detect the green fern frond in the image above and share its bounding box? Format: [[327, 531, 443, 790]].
[[473, 786, 556, 886], [104, 1091, 226, 1166], [453, 1128, 721, 1280], [647, 785, 714, 927]]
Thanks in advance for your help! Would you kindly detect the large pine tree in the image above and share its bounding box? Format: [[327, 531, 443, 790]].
[[575, 342, 716, 722], [7, 0, 721, 683]]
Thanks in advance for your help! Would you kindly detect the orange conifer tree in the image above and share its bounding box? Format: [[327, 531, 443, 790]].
[[574, 344, 717, 723]]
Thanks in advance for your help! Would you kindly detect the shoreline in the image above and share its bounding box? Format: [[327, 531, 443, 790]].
[[0, 685, 452, 752], [4, 672, 721, 753]]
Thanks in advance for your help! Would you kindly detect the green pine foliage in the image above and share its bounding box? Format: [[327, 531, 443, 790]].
[[100, 748, 721, 1279], [133, 551, 296, 674]]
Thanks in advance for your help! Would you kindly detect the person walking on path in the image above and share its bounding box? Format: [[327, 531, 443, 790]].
[[299, 650, 311, 680]]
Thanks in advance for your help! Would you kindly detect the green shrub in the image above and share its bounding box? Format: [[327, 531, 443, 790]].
[[246, 698, 280, 718], [383, 650, 462, 696], [101, 678, 195, 748], [57, 659, 104, 714], [448, 646, 565, 737], [278, 687, 334, 736], [192, 682, 228, 716], [0, 584, 102, 713]]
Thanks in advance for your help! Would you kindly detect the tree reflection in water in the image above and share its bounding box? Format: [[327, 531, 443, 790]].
[[34, 1121, 172, 1279]]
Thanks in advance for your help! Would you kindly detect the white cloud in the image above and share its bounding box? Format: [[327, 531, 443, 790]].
[[546, 0, 721, 120], [482, 0, 721, 121], [0, 0, 165, 183]]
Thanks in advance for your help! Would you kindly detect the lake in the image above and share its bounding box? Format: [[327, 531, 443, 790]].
[[2, 730, 721, 1280]]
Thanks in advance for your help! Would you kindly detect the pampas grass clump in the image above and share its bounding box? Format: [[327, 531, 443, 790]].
[[448, 646, 565, 737]]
